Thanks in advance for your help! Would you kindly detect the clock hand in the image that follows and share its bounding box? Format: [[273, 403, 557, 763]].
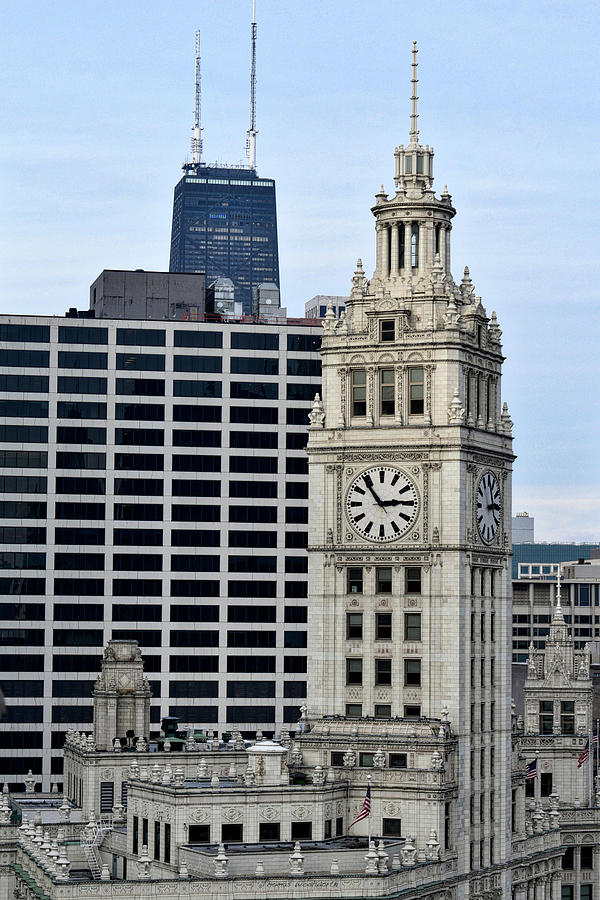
[[487, 503, 500, 511], [381, 499, 414, 507], [363, 475, 385, 508]]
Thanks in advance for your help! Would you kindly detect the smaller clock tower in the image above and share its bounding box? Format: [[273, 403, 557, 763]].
[[304, 43, 516, 892]]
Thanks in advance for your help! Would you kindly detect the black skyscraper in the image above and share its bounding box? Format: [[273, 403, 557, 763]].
[[168, 165, 280, 315]]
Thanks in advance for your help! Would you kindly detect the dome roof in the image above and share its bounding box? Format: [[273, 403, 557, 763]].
[[247, 740, 286, 754]]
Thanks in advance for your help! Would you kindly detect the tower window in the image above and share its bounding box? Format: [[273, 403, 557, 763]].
[[404, 704, 421, 718], [411, 223, 419, 267], [561, 701, 574, 735], [405, 567, 422, 594], [416, 154, 424, 175], [345, 703, 362, 716], [351, 370, 366, 417], [404, 659, 421, 686], [404, 613, 421, 641], [380, 369, 395, 416], [408, 367, 424, 415], [376, 613, 392, 641], [376, 567, 392, 593], [346, 658, 363, 685], [346, 613, 363, 640], [405, 157, 412, 174], [382, 818, 402, 838], [539, 700, 554, 734], [540, 773, 552, 797], [435, 224, 441, 256], [375, 658, 391, 685], [374, 704, 391, 718], [347, 568, 363, 594], [380, 321, 395, 342]]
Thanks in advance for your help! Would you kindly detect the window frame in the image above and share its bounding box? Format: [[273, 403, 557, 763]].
[[408, 366, 425, 416], [351, 369, 367, 417]]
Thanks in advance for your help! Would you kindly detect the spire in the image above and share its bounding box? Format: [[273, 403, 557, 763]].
[[191, 30, 203, 165], [409, 41, 419, 145], [553, 564, 565, 624], [246, 0, 258, 170]]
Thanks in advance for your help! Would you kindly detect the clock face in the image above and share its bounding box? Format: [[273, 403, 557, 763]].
[[346, 466, 419, 542], [476, 470, 501, 544]]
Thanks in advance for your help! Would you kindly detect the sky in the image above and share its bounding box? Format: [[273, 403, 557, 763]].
[[1, 0, 599, 542]]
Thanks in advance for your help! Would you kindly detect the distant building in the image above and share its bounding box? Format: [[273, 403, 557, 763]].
[[168, 166, 279, 315], [513, 511, 534, 543], [512, 551, 600, 662], [304, 295, 347, 319]]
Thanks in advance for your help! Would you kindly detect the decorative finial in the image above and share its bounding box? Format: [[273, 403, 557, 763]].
[[410, 41, 419, 144]]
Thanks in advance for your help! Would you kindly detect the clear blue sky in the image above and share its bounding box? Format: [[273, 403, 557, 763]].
[[1, 0, 599, 541]]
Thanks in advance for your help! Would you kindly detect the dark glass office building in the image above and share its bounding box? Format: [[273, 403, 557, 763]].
[[169, 166, 280, 314]]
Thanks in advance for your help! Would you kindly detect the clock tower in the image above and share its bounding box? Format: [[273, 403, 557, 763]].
[[305, 44, 515, 891]]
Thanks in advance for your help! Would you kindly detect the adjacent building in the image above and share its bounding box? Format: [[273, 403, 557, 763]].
[[0, 292, 322, 791]]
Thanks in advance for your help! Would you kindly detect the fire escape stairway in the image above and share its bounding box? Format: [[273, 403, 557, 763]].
[[80, 815, 113, 880]]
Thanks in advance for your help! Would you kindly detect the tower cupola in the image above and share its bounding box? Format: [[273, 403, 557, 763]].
[[372, 42, 456, 290]]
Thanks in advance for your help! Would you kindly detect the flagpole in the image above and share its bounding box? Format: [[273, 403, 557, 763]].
[[535, 751, 540, 804], [590, 721, 594, 808], [594, 719, 600, 805], [367, 774, 372, 846]]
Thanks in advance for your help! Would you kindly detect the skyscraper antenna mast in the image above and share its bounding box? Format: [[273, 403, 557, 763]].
[[191, 30, 203, 165], [246, 0, 258, 170]]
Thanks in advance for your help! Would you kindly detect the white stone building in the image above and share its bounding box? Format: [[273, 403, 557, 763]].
[[0, 41, 571, 900]]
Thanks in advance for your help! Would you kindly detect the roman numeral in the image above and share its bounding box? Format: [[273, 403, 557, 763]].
[[350, 501, 362, 507]]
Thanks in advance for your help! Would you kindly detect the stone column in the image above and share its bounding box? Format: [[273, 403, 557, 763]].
[[338, 368, 347, 428], [439, 222, 446, 270], [424, 366, 433, 426], [418, 223, 426, 270], [424, 221, 434, 269], [445, 226, 451, 273], [405, 222, 413, 269], [375, 224, 384, 275], [394, 365, 403, 425], [366, 366, 375, 427], [381, 225, 390, 277], [513, 882, 527, 900], [550, 873, 561, 900], [390, 225, 399, 276]]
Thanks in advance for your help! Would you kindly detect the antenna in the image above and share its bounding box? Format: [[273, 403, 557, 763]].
[[191, 30, 203, 165], [409, 40, 419, 145], [246, 0, 258, 170]]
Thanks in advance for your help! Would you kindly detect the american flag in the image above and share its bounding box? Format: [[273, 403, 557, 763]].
[[525, 759, 537, 779], [349, 785, 371, 828], [578, 740, 590, 768]]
